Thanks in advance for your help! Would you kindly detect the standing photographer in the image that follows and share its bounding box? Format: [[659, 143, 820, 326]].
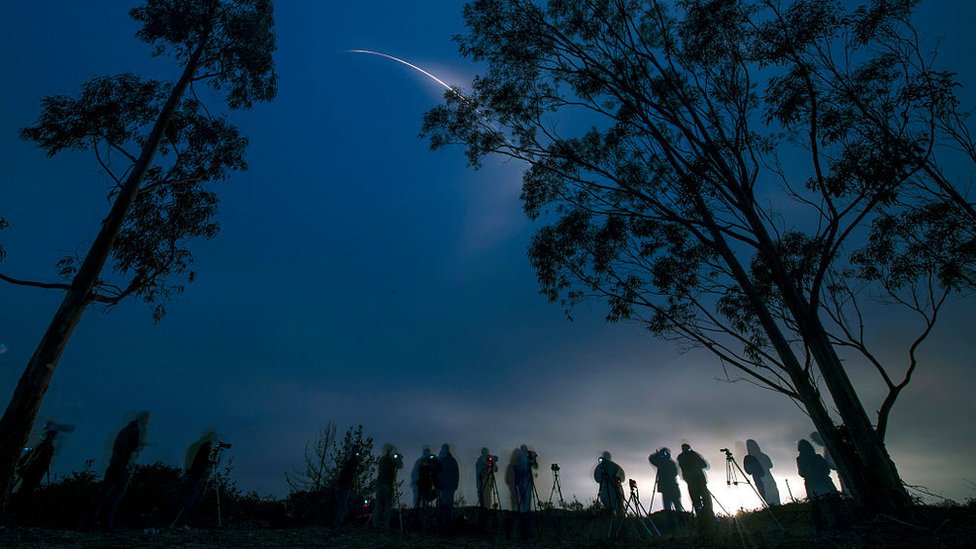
[[437, 444, 459, 531], [95, 411, 150, 530], [511, 444, 537, 512], [372, 444, 402, 528], [648, 447, 684, 512], [415, 447, 441, 509], [475, 447, 498, 510], [171, 430, 225, 527], [333, 444, 362, 527], [594, 451, 625, 515], [677, 442, 713, 520]]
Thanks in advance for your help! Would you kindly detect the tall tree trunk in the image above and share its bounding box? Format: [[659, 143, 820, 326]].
[[0, 31, 211, 513], [736, 202, 915, 516], [696, 200, 871, 506]]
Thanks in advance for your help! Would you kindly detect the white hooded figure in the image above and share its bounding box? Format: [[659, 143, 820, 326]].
[[594, 451, 625, 515]]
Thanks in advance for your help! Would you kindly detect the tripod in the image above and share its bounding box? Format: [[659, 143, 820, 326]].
[[624, 480, 661, 538], [547, 466, 565, 508], [722, 448, 782, 529], [208, 442, 230, 528], [478, 466, 503, 534], [520, 471, 542, 512], [393, 480, 404, 533], [707, 487, 749, 547], [480, 467, 502, 510], [600, 477, 627, 539]]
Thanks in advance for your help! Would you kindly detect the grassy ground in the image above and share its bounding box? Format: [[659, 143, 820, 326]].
[[2, 502, 974, 548]]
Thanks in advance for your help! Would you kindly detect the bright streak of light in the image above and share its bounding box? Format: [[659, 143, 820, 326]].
[[345, 49, 456, 92]]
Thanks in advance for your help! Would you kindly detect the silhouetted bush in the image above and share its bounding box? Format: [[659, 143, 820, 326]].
[[13, 464, 99, 528]]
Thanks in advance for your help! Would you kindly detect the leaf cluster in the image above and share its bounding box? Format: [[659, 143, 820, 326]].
[[423, 0, 974, 405], [131, 0, 277, 109], [8, 0, 277, 319]]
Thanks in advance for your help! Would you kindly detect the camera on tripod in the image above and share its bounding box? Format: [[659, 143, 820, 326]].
[[629, 479, 637, 489], [551, 463, 560, 472], [486, 454, 498, 465], [720, 447, 732, 457], [527, 450, 538, 467]]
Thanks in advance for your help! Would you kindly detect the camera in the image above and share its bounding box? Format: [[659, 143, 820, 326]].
[[721, 448, 732, 456], [629, 479, 637, 489], [527, 450, 538, 467], [551, 463, 560, 472], [486, 454, 498, 464], [217, 441, 232, 450], [598, 456, 604, 463]]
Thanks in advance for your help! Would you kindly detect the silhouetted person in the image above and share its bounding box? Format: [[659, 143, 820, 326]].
[[437, 444, 459, 531], [797, 439, 838, 531], [810, 430, 851, 493], [677, 443, 713, 521], [475, 447, 498, 510], [96, 411, 150, 530], [170, 431, 217, 527], [333, 444, 362, 527], [648, 447, 683, 512], [510, 444, 537, 512], [12, 421, 72, 510], [415, 446, 441, 510], [594, 451, 625, 516], [372, 444, 402, 528], [744, 439, 781, 506]]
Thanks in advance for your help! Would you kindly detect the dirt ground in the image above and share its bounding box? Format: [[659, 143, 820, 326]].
[[3, 503, 974, 548]]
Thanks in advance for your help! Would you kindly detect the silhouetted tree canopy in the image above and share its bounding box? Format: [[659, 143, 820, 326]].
[[423, 0, 974, 516], [0, 0, 277, 508]]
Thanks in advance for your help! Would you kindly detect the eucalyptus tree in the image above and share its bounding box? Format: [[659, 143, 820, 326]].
[[423, 0, 975, 515], [0, 0, 277, 505]]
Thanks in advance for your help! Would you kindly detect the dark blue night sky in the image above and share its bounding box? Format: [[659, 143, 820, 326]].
[[2, 1, 975, 510]]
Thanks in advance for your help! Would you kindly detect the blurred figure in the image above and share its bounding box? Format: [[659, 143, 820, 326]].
[[797, 439, 837, 498], [372, 444, 403, 528], [438, 444, 459, 530], [170, 430, 217, 527], [12, 420, 74, 510], [594, 451, 625, 515], [810, 430, 851, 493], [648, 447, 683, 512], [415, 446, 441, 510], [511, 444, 537, 512], [743, 439, 781, 506], [475, 447, 498, 510], [677, 442, 713, 520], [797, 439, 839, 531], [333, 444, 362, 527], [96, 411, 150, 530]]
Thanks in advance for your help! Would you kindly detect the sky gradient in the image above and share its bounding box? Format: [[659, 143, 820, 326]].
[[1, 0, 975, 512]]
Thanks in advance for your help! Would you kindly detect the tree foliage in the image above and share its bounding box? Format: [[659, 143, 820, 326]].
[[285, 423, 377, 523], [423, 0, 974, 514], [0, 0, 277, 508], [9, 0, 276, 320]]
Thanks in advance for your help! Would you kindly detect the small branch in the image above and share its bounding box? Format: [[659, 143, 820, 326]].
[[0, 273, 70, 291]]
